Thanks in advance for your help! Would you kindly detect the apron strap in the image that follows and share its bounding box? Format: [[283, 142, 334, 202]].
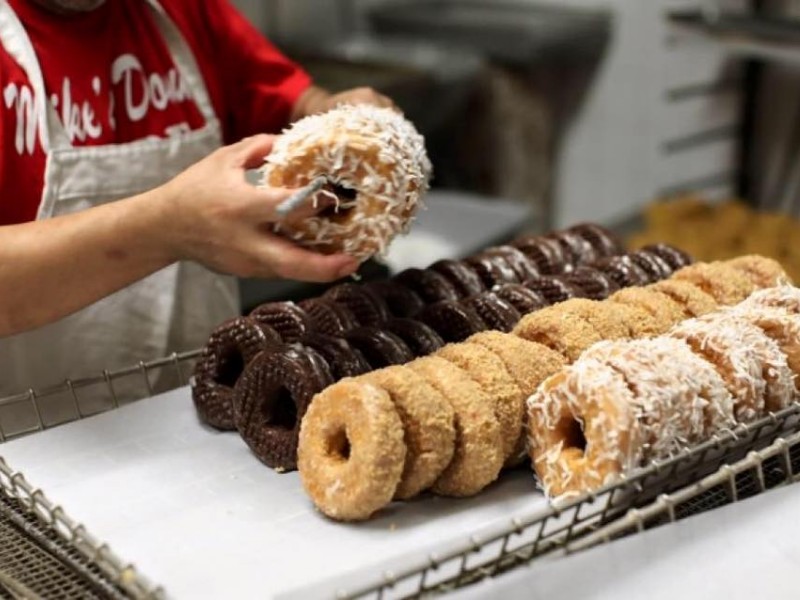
[[0, 0, 218, 152]]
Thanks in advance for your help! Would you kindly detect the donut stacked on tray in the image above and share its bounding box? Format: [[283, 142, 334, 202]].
[[529, 283, 800, 498], [191, 225, 688, 473], [295, 255, 790, 520]]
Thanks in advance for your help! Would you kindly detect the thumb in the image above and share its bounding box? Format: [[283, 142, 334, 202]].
[[232, 134, 279, 169]]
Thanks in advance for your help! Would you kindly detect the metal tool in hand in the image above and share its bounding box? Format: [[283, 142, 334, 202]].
[[275, 175, 328, 218]]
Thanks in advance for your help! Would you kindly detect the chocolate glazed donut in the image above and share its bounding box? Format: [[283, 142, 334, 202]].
[[560, 267, 620, 301], [192, 317, 281, 431], [383, 318, 445, 356], [364, 280, 426, 318], [298, 298, 358, 335], [429, 259, 485, 297], [511, 236, 571, 275], [393, 268, 460, 304], [299, 332, 371, 379], [418, 300, 487, 343], [249, 301, 311, 343], [493, 284, 548, 315], [462, 293, 521, 333], [233, 345, 334, 471], [322, 283, 391, 327], [343, 327, 415, 368]]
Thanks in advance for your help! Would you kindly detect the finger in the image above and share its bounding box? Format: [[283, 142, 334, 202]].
[[230, 134, 278, 169], [254, 233, 360, 282], [241, 184, 337, 222]]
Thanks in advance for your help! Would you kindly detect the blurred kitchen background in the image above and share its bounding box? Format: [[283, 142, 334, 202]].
[[232, 0, 800, 306]]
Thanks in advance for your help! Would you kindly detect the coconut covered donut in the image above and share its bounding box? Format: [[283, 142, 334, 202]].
[[260, 104, 432, 260]]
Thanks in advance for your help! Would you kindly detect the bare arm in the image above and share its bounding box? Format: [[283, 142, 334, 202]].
[[290, 85, 397, 121], [0, 135, 358, 337]]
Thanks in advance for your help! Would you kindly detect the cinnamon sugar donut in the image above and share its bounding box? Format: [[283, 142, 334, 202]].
[[608, 288, 686, 334], [605, 302, 662, 338], [298, 379, 406, 521], [435, 343, 524, 464], [553, 298, 630, 340], [234, 345, 334, 471], [648, 280, 718, 318], [466, 332, 566, 466], [192, 317, 281, 430], [362, 366, 456, 499], [671, 315, 794, 419], [260, 104, 431, 260], [672, 262, 756, 305], [408, 356, 504, 497], [512, 306, 603, 362], [528, 359, 643, 497], [726, 255, 792, 288]]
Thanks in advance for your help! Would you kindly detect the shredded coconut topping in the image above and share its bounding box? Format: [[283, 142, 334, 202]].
[[259, 104, 432, 261]]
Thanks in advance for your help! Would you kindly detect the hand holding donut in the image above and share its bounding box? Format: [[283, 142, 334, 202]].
[[160, 134, 360, 282]]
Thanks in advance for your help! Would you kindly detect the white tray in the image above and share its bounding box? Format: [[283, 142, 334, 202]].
[[0, 386, 549, 599]]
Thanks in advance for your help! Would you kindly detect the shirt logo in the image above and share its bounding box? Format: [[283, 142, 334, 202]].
[[3, 52, 194, 155]]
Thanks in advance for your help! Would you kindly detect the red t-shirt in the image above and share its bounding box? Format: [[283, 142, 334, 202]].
[[0, 0, 311, 225]]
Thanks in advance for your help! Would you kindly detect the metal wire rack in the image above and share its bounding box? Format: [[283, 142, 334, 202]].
[[1, 355, 800, 599], [0, 456, 164, 599]]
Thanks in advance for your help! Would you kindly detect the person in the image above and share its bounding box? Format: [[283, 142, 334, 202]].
[[0, 0, 396, 398]]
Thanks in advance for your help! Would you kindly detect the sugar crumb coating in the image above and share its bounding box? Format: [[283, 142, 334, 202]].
[[408, 356, 504, 497], [672, 262, 756, 305], [512, 306, 603, 362]]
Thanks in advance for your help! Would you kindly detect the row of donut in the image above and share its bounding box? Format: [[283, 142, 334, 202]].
[[529, 284, 800, 497], [190, 244, 691, 471], [190, 222, 628, 432], [296, 255, 790, 521], [191, 241, 689, 434]]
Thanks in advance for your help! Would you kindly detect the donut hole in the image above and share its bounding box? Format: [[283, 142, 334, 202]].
[[558, 416, 587, 453], [262, 387, 298, 431], [318, 183, 358, 222], [326, 428, 352, 463], [216, 351, 245, 388]]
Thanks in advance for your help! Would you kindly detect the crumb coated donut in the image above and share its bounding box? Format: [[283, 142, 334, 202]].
[[343, 327, 414, 369], [365, 280, 425, 318], [512, 306, 603, 362], [604, 302, 662, 338], [362, 366, 456, 499], [418, 301, 487, 343], [493, 284, 549, 316], [435, 343, 524, 464], [742, 284, 800, 314], [462, 293, 521, 333], [732, 306, 800, 388], [298, 298, 358, 335], [483, 246, 542, 281], [559, 267, 619, 301], [583, 338, 734, 455], [249, 301, 311, 343], [592, 255, 650, 288], [322, 283, 390, 327], [299, 333, 371, 379], [512, 236, 571, 274], [524, 276, 585, 305], [429, 259, 485, 297], [383, 318, 445, 357], [609, 288, 686, 334], [261, 104, 431, 261], [726, 255, 793, 288], [672, 262, 756, 305], [568, 223, 624, 258], [465, 253, 520, 288], [298, 379, 406, 521], [641, 243, 693, 270], [393, 268, 460, 304], [554, 298, 630, 340], [671, 315, 794, 419], [234, 345, 334, 471], [408, 356, 504, 497], [648, 280, 718, 318], [466, 332, 566, 466], [527, 359, 642, 497], [192, 317, 281, 430]]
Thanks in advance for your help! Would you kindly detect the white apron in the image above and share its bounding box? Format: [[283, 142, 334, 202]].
[[0, 0, 239, 430]]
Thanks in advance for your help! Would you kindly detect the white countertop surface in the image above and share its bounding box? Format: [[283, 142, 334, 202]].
[[0, 386, 551, 599]]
